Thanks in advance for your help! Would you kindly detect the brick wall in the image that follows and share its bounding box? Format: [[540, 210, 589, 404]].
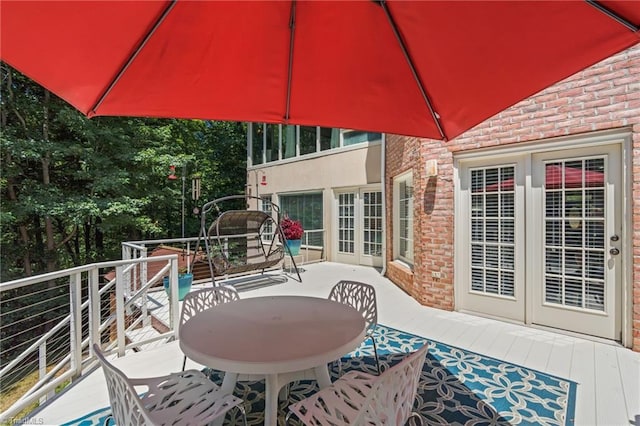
[[385, 44, 640, 351]]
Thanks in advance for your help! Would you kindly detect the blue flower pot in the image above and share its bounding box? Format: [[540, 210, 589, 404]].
[[285, 239, 301, 256], [163, 273, 193, 301]]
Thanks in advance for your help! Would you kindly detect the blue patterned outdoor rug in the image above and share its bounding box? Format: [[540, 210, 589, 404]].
[[63, 324, 576, 425]]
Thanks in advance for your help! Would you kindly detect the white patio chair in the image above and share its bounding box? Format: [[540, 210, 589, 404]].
[[286, 344, 428, 425], [179, 285, 240, 370], [92, 343, 246, 426], [328, 280, 381, 375]]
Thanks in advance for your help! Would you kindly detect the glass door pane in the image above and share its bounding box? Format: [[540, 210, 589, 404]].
[[338, 193, 355, 254], [362, 191, 382, 257], [470, 166, 516, 297], [544, 158, 606, 311]]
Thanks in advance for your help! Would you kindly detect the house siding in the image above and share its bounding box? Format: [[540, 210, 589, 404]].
[[385, 44, 640, 351]]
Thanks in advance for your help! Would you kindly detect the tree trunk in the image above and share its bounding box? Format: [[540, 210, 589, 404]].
[[2, 70, 33, 276], [41, 89, 57, 273], [95, 217, 104, 258]]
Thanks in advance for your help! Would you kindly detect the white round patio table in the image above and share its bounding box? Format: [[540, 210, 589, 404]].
[[179, 295, 366, 426]]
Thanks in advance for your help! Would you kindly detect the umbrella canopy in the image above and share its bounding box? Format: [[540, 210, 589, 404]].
[[1, 1, 638, 140]]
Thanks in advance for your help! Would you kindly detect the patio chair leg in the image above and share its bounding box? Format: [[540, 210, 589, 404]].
[[238, 404, 248, 426], [369, 335, 381, 375], [182, 355, 187, 371], [284, 410, 296, 426]]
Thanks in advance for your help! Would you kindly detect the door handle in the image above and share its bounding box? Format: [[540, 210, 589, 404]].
[[610, 247, 620, 256]]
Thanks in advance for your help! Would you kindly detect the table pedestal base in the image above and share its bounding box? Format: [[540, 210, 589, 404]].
[[216, 365, 332, 426]]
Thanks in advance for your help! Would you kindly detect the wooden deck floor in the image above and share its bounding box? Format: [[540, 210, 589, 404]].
[[35, 262, 639, 425]]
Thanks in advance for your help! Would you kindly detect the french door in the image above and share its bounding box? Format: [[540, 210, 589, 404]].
[[457, 158, 527, 322], [335, 188, 383, 267], [457, 144, 622, 340], [530, 145, 621, 339]]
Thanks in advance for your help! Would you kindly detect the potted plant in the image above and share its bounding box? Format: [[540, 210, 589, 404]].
[[163, 266, 193, 301], [280, 216, 304, 256]]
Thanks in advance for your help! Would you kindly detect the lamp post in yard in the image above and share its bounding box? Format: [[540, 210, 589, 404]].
[[168, 163, 201, 241], [167, 164, 187, 240]]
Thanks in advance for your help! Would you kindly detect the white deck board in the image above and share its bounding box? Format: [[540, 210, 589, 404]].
[[570, 340, 597, 425], [30, 262, 639, 426], [616, 346, 640, 423], [593, 344, 633, 426], [544, 336, 575, 379]]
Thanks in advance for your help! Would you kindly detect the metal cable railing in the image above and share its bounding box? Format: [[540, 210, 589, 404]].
[[0, 255, 181, 422]]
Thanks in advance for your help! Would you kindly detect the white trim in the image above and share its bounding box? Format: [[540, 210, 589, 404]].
[[454, 128, 631, 161], [392, 170, 414, 266], [381, 134, 387, 276], [248, 140, 381, 171], [621, 134, 633, 348]]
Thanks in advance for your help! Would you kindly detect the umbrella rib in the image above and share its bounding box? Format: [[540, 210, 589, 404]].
[[377, 0, 447, 141], [285, 0, 297, 122], [585, 0, 639, 33], [89, 0, 178, 116]]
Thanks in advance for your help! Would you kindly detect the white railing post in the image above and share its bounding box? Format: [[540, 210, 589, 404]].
[[69, 272, 83, 379], [38, 342, 48, 404], [89, 267, 101, 350], [169, 258, 180, 338], [115, 265, 126, 356], [140, 247, 150, 327]]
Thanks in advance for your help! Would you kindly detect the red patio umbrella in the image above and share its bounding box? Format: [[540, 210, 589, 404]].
[[1, 1, 638, 140]]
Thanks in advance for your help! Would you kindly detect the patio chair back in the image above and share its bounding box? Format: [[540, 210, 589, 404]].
[[92, 344, 158, 425], [328, 280, 377, 334], [180, 285, 240, 327], [179, 285, 240, 370], [329, 280, 381, 374], [364, 344, 428, 425], [93, 343, 247, 426]]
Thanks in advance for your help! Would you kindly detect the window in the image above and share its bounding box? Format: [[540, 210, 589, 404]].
[[280, 193, 323, 247], [251, 124, 264, 165], [394, 172, 414, 265], [299, 126, 317, 155], [265, 124, 279, 163], [283, 125, 296, 159], [251, 124, 280, 164], [248, 124, 380, 166], [260, 195, 273, 241], [343, 130, 382, 146], [320, 127, 340, 151]]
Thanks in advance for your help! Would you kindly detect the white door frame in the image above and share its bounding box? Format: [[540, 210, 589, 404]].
[[454, 129, 633, 346]]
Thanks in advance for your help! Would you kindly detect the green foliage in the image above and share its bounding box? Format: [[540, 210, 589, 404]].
[[0, 64, 247, 280]]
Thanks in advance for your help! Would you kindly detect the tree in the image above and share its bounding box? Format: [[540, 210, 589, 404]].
[[0, 64, 248, 280]]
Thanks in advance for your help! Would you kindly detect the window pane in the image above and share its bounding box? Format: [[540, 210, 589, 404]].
[[320, 127, 340, 151], [363, 191, 383, 256], [283, 125, 296, 159], [395, 173, 414, 264], [260, 196, 273, 241], [251, 123, 264, 165], [280, 193, 323, 246], [543, 157, 607, 312], [467, 165, 515, 298], [299, 126, 317, 155], [343, 130, 381, 146], [265, 124, 279, 163]]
